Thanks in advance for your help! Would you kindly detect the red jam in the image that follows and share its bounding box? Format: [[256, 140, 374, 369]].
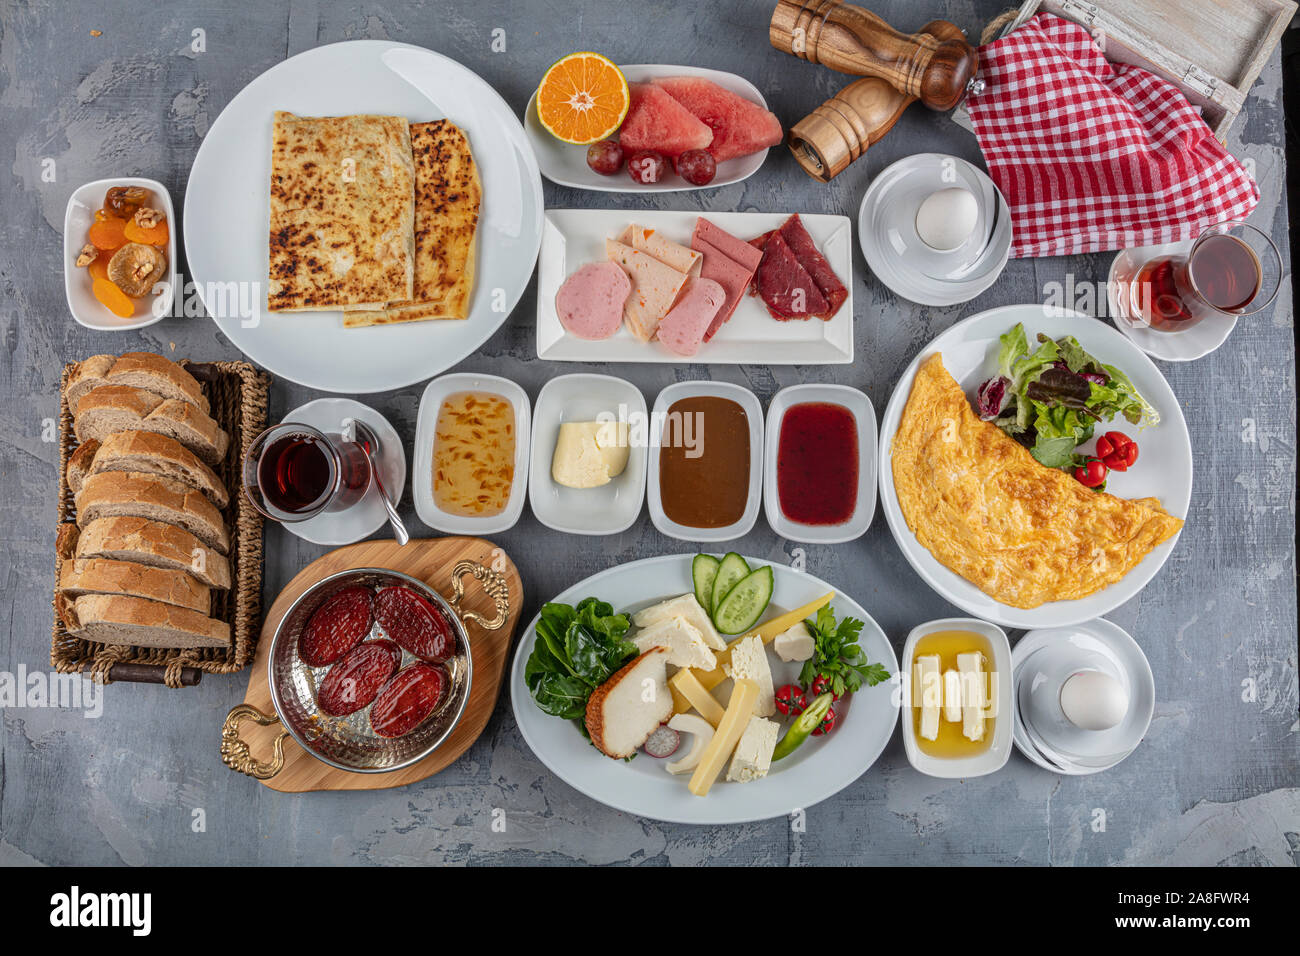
[[776, 402, 858, 526]]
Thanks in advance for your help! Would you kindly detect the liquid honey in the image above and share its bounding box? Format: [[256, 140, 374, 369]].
[[911, 630, 995, 757]]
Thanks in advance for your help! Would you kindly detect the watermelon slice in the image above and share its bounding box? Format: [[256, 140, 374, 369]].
[[618, 83, 713, 158], [652, 76, 783, 163]]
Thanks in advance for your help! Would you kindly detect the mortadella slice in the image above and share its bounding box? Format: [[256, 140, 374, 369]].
[[656, 278, 726, 357], [692, 217, 764, 272], [555, 261, 632, 340], [692, 236, 755, 342], [605, 239, 689, 342]]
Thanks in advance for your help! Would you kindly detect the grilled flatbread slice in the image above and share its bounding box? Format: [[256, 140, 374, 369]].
[[267, 111, 415, 312], [343, 120, 481, 327], [890, 354, 1184, 609]]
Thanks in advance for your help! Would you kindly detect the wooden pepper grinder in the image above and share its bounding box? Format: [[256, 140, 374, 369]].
[[787, 19, 969, 182], [770, 0, 979, 111]]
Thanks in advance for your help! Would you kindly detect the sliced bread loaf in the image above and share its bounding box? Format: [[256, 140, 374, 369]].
[[69, 517, 231, 589], [64, 354, 116, 412], [66, 438, 101, 494], [80, 430, 229, 508], [59, 557, 211, 613], [73, 385, 229, 465], [60, 593, 230, 649], [66, 352, 208, 414], [75, 471, 229, 554]]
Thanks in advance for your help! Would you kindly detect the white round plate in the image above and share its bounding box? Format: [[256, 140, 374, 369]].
[[184, 41, 544, 393], [524, 64, 772, 193], [1011, 619, 1154, 775], [1107, 241, 1235, 362], [280, 398, 406, 546], [878, 304, 1192, 629], [510, 554, 899, 825]]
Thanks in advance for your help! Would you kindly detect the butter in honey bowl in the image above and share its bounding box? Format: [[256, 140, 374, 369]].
[[910, 629, 999, 758]]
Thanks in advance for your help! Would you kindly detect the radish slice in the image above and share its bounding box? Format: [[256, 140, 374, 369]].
[[664, 714, 715, 774], [644, 724, 681, 758]]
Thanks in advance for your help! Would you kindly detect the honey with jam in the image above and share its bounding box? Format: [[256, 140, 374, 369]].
[[911, 629, 996, 758]]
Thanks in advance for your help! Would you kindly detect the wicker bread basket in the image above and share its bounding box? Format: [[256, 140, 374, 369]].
[[51, 358, 269, 687]]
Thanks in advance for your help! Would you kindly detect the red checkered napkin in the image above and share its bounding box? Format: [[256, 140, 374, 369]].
[[966, 13, 1259, 259]]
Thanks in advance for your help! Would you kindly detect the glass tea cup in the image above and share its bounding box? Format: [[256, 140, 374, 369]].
[[242, 422, 372, 523], [1113, 221, 1281, 333]]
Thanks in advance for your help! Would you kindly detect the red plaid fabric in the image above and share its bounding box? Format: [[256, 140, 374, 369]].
[[966, 13, 1259, 259]]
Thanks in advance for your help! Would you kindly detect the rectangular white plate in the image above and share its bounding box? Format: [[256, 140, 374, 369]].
[[536, 209, 854, 365]]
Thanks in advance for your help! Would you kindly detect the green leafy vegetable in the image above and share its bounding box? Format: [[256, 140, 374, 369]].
[[525, 597, 636, 728], [798, 605, 890, 699]]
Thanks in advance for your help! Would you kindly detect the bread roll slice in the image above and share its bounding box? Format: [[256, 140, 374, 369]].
[[79, 430, 229, 508], [58, 557, 211, 613], [103, 351, 209, 414], [73, 385, 229, 465], [66, 438, 101, 494], [64, 355, 116, 412], [69, 517, 231, 589], [75, 472, 229, 554], [60, 593, 230, 649]]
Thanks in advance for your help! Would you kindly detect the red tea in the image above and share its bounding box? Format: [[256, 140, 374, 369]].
[[1132, 234, 1261, 329], [257, 432, 335, 515]]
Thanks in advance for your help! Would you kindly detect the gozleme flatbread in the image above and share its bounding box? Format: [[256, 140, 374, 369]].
[[344, 119, 482, 328], [890, 354, 1184, 609], [267, 111, 414, 312], [605, 239, 688, 342]]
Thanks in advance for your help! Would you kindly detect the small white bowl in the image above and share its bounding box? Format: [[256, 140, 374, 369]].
[[63, 176, 177, 331], [647, 380, 763, 543], [413, 372, 531, 535], [528, 373, 648, 535], [763, 384, 878, 544], [900, 617, 1013, 779]]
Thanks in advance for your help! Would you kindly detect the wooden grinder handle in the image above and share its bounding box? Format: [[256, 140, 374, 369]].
[[788, 19, 967, 182], [770, 0, 977, 110]]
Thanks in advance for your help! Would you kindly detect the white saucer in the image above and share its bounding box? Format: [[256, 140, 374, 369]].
[[1107, 240, 1236, 362], [1011, 619, 1154, 775], [279, 398, 406, 546]]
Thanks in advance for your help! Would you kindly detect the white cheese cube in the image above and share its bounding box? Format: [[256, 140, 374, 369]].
[[632, 617, 717, 670], [726, 716, 779, 783], [773, 621, 816, 662], [942, 668, 963, 723], [632, 594, 726, 650], [957, 651, 986, 742], [914, 654, 941, 741], [723, 635, 775, 717]]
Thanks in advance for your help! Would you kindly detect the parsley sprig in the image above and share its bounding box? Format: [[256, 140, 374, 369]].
[[798, 605, 890, 697]]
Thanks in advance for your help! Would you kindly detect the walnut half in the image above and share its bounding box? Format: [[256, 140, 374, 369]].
[[75, 243, 98, 268], [133, 206, 164, 229]]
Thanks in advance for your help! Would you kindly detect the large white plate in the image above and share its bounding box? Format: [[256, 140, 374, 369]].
[[184, 41, 544, 393], [524, 64, 772, 193], [537, 209, 854, 364], [509, 554, 899, 825], [878, 304, 1192, 629]]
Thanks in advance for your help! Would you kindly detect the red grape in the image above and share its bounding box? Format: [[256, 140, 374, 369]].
[[675, 149, 716, 186], [627, 150, 667, 185], [586, 140, 624, 176]]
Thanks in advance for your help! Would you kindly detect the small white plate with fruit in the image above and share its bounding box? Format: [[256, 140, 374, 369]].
[[525, 57, 782, 193]]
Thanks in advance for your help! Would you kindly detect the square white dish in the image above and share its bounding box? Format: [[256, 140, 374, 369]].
[[63, 177, 176, 331], [524, 64, 774, 194], [763, 383, 878, 544], [900, 617, 1013, 779], [528, 373, 648, 535], [537, 208, 854, 364], [413, 372, 531, 535], [647, 380, 763, 543]]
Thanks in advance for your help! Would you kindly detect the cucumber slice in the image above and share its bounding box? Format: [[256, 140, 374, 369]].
[[713, 566, 774, 635], [711, 552, 750, 616], [692, 554, 720, 611]]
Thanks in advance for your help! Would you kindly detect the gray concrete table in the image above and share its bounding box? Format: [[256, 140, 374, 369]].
[[1, 0, 1295, 866]]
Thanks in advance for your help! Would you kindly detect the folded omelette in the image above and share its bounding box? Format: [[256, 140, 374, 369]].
[[891, 354, 1184, 609]]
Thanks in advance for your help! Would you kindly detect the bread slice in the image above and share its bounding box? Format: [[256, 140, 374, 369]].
[[103, 351, 209, 414], [65, 354, 116, 412], [73, 385, 229, 465], [66, 438, 101, 494], [60, 593, 230, 649], [59, 557, 210, 613], [79, 430, 229, 508], [584, 647, 673, 759], [75, 472, 229, 554], [70, 517, 231, 589]]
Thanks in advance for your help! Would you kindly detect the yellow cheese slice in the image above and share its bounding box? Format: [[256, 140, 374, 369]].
[[670, 668, 726, 727], [688, 679, 759, 797]]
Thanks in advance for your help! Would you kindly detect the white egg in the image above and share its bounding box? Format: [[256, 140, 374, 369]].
[[915, 186, 978, 251], [1059, 670, 1129, 731]]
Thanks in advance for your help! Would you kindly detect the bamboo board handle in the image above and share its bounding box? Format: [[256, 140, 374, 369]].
[[770, 0, 977, 110]]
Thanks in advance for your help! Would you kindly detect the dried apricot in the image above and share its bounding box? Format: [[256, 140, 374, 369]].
[[87, 217, 128, 251], [87, 256, 109, 281], [92, 278, 135, 318], [123, 217, 169, 246]]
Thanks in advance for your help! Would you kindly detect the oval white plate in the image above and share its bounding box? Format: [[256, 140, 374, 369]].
[[1107, 241, 1235, 362], [764, 383, 877, 544], [413, 372, 530, 536], [524, 64, 773, 193], [528, 373, 647, 536], [184, 40, 544, 393], [878, 304, 1192, 629], [509, 553, 899, 824]]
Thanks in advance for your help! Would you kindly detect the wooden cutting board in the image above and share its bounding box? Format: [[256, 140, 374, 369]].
[[229, 536, 523, 792]]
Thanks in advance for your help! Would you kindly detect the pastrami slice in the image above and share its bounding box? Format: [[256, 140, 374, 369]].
[[777, 214, 847, 320], [753, 231, 829, 320]]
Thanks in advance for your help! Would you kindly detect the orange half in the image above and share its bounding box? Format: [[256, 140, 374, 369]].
[[536, 52, 629, 145]]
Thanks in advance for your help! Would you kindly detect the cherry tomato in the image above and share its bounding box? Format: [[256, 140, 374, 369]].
[[774, 683, 806, 717], [809, 673, 841, 701], [1073, 456, 1108, 488], [1096, 431, 1138, 472], [811, 705, 836, 736]]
